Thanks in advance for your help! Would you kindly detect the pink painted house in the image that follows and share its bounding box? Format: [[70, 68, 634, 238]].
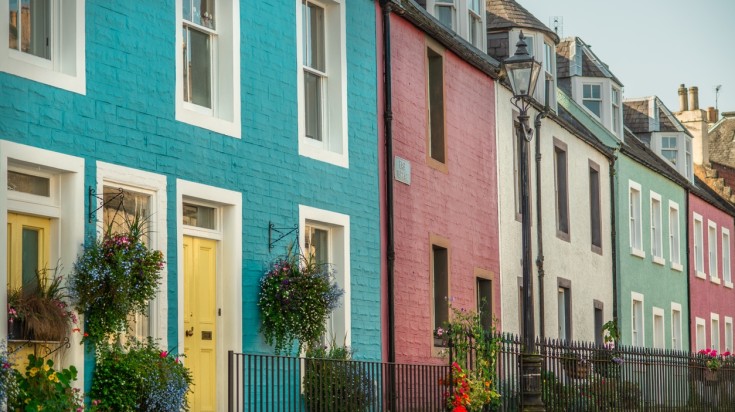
[[377, 1, 501, 364], [688, 181, 735, 353]]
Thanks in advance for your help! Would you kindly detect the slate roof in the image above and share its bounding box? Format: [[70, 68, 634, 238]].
[[555, 37, 623, 86], [623, 97, 689, 135], [708, 113, 735, 167], [486, 0, 559, 43], [623, 100, 650, 134], [554, 105, 615, 157], [621, 128, 691, 188], [692, 174, 735, 216]]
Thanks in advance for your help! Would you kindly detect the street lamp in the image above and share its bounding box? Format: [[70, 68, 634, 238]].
[[502, 31, 545, 411]]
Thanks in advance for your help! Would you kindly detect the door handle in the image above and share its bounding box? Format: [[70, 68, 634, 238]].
[[185, 327, 194, 337]]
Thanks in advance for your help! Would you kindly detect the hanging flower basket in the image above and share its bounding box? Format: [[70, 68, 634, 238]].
[[561, 351, 591, 379]]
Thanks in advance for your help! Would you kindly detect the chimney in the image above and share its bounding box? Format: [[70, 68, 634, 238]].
[[707, 107, 719, 123], [678, 84, 688, 112], [688, 86, 699, 110]]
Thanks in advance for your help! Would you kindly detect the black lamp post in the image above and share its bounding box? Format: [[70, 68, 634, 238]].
[[502, 31, 545, 411]]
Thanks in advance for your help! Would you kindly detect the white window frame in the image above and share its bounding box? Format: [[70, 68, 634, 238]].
[[695, 317, 706, 352], [429, 0, 457, 30], [652, 307, 665, 349], [0, 0, 85, 94], [631, 292, 644, 347], [694, 213, 705, 278], [611, 87, 621, 135], [661, 136, 678, 165], [96, 163, 168, 344], [686, 139, 693, 181], [299, 205, 351, 346], [711, 313, 720, 352], [175, 179, 242, 411], [671, 302, 682, 351], [709, 220, 720, 284], [725, 316, 733, 352], [582, 82, 603, 118], [629, 181, 644, 258], [650, 192, 664, 265], [669, 201, 682, 271], [723, 228, 732, 287], [296, 0, 348, 168], [0, 140, 85, 390], [466, 0, 484, 49], [175, 0, 241, 138]]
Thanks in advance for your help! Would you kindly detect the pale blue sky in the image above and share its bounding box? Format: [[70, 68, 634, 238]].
[[518, 0, 735, 115]]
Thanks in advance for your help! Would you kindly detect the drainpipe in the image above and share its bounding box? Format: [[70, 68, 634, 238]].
[[609, 155, 618, 333], [685, 191, 692, 350], [380, 0, 397, 381], [534, 85, 549, 341]]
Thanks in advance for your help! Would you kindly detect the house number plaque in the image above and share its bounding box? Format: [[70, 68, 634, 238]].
[[394, 156, 411, 185]]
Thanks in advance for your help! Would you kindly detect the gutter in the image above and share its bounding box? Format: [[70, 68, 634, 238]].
[[609, 154, 619, 332]]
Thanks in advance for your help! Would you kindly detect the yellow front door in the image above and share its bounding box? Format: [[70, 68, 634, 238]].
[[7, 213, 51, 367], [183, 236, 217, 412]]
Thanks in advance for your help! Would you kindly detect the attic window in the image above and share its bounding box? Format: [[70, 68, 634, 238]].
[[583, 84, 602, 117], [662, 136, 678, 164], [435, 0, 456, 30]]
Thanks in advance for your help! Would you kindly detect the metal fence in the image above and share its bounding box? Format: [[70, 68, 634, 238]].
[[227, 351, 449, 411], [228, 337, 735, 411]]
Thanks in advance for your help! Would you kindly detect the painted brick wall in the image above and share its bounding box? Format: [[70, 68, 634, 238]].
[[688, 193, 735, 351], [386, 14, 499, 364], [0, 0, 381, 386]]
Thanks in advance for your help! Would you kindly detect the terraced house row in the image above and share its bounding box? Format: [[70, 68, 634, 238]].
[[1, 0, 734, 409]]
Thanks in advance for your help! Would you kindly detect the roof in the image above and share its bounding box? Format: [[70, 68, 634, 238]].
[[708, 114, 735, 167], [620, 128, 691, 188], [486, 0, 559, 43], [623, 96, 690, 136], [691, 173, 735, 216], [554, 104, 615, 158], [555, 37, 623, 87], [386, 0, 501, 78]]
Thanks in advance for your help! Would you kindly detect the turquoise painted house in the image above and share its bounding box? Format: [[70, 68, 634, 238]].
[[0, 0, 380, 409]]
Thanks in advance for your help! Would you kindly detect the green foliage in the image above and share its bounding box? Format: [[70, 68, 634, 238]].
[[8, 354, 83, 412], [439, 305, 502, 412], [258, 250, 343, 354], [541, 371, 642, 412], [303, 343, 372, 412], [90, 338, 192, 412], [70, 216, 164, 345]]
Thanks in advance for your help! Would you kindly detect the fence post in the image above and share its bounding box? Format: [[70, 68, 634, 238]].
[[228, 350, 234, 412]]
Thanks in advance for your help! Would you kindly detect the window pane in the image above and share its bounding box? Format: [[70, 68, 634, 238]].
[[433, 245, 448, 332], [476, 278, 492, 331], [428, 49, 445, 163], [583, 100, 601, 117], [435, 5, 454, 29], [305, 225, 329, 265], [11, 0, 50, 59], [304, 71, 323, 142], [589, 167, 601, 248], [184, 0, 215, 29], [303, 1, 325, 72], [183, 203, 216, 229], [183, 27, 212, 109], [7, 170, 50, 196], [103, 187, 152, 238], [21, 228, 40, 297], [555, 147, 568, 234]]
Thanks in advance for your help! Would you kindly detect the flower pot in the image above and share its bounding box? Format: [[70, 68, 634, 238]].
[[704, 369, 718, 382], [563, 361, 590, 379]]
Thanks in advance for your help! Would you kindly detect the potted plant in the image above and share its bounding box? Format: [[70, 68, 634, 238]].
[[694, 348, 722, 381], [258, 250, 343, 355], [303, 342, 373, 412], [7, 268, 77, 342], [70, 218, 164, 345]]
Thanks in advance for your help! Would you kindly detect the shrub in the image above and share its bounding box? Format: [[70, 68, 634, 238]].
[[90, 339, 191, 412], [303, 344, 373, 412], [8, 354, 83, 412]]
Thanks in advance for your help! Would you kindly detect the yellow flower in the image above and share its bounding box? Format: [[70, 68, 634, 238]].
[[29, 367, 39, 377], [37, 405, 44, 411], [24, 398, 30, 404], [42, 363, 50, 372]]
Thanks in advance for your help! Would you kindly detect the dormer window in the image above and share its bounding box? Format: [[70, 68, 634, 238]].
[[612, 88, 621, 134], [582, 84, 602, 117], [467, 0, 482, 48], [435, 0, 456, 30], [662, 136, 678, 164]]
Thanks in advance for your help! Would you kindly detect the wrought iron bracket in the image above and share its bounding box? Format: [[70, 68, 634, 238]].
[[88, 186, 123, 223], [268, 222, 298, 252]]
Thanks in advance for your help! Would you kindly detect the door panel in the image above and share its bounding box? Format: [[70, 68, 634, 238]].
[[183, 236, 217, 412]]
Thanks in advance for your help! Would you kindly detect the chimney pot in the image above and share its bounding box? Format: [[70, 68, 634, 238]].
[[689, 86, 699, 111], [678, 84, 688, 111], [707, 107, 718, 123]]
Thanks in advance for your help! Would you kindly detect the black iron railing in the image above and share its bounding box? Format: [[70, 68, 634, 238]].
[[229, 336, 735, 411], [227, 351, 449, 412]]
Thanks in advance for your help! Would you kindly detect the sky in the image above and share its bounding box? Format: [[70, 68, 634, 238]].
[[517, 0, 735, 116]]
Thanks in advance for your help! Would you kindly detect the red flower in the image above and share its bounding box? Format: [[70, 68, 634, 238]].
[[160, 351, 168, 358], [453, 406, 468, 412]]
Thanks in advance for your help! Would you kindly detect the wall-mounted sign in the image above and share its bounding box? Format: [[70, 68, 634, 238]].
[[395, 156, 411, 185]]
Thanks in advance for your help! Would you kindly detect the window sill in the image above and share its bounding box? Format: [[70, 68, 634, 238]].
[[671, 263, 683, 272], [630, 248, 646, 259], [175, 104, 241, 139], [652, 256, 666, 266], [426, 157, 448, 174], [0, 52, 86, 95], [556, 231, 570, 243], [695, 271, 707, 279], [591, 244, 603, 255], [299, 140, 349, 168], [725, 281, 734, 289], [711, 277, 722, 285]]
